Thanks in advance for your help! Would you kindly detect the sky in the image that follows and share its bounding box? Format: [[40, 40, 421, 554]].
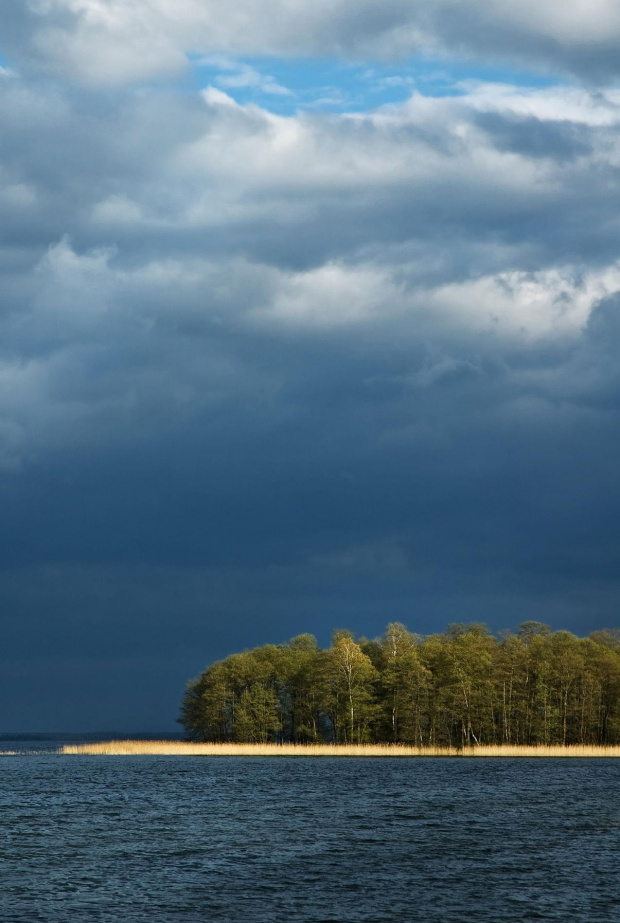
[[2, 1, 620, 731]]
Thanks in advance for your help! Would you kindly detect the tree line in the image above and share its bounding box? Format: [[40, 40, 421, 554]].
[[179, 622, 620, 746]]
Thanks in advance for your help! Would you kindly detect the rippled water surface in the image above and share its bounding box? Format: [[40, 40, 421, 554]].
[[2, 746, 620, 922]]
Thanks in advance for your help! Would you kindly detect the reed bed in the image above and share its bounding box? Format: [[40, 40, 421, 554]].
[[60, 741, 620, 757]]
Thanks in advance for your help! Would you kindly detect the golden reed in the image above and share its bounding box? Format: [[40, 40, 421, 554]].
[[58, 741, 620, 757]]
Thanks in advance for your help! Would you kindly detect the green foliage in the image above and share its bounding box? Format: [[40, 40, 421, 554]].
[[321, 632, 378, 743], [179, 623, 620, 746]]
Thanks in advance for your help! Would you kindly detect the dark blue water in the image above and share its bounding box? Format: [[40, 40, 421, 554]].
[[2, 748, 619, 922]]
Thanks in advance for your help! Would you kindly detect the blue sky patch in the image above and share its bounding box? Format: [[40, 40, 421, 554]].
[[189, 54, 567, 114]]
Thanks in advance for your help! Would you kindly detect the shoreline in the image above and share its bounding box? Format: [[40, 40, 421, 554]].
[[47, 741, 620, 757]]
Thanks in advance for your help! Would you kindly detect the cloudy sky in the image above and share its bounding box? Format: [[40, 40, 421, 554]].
[[2, 0, 620, 731]]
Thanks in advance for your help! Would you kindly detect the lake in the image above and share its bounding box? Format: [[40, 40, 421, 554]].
[[2, 742, 619, 921]]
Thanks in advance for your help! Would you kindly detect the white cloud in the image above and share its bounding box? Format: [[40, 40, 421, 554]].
[[34, 235, 117, 324], [418, 266, 620, 339], [461, 83, 620, 127], [215, 66, 291, 97], [196, 55, 291, 97], [201, 85, 240, 109], [248, 259, 620, 340]]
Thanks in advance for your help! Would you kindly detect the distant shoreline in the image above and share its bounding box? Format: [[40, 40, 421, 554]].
[[48, 741, 620, 757]]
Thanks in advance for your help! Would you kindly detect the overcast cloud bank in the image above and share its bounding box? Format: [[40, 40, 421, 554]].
[[8, 0, 620, 83]]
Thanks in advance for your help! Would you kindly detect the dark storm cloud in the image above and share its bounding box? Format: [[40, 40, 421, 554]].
[[2, 21, 620, 730], [472, 111, 593, 162]]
